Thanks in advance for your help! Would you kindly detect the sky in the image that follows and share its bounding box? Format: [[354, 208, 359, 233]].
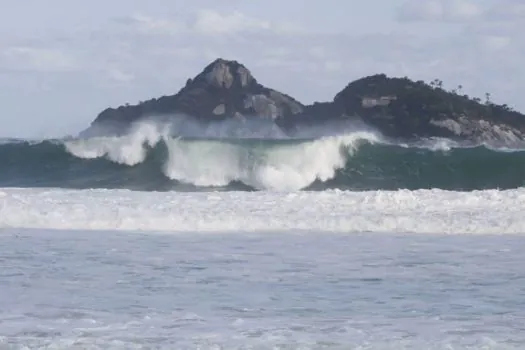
[[1, 0, 524, 138]]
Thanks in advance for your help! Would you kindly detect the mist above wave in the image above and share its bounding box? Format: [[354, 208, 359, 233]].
[[80, 113, 378, 139], [67, 117, 381, 191], [60, 115, 525, 191]]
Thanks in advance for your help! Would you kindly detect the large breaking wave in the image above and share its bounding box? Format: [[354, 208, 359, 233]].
[[1, 118, 525, 191]]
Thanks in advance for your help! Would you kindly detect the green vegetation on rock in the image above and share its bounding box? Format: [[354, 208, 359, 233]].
[[89, 59, 524, 141]]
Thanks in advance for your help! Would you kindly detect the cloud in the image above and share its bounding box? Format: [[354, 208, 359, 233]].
[[111, 9, 300, 37], [479, 35, 512, 51], [398, 0, 525, 24], [107, 68, 135, 83], [397, 0, 443, 21], [192, 10, 271, 35], [84, 11, 524, 109], [485, 2, 525, 21], [0, 46, 77, 72], [113, 14, 182, 35], [1, 6, 525, 138], [397, 0, 482, 22]]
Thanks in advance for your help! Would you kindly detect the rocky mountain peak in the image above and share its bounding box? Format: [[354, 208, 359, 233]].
[[91, 58, 303, 127], [89, 58, 525, 144], [197, 58, 256, 89]]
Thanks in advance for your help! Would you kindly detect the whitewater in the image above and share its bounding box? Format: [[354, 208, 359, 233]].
[[2, 118, 525, 191], [2, 118, 525, 349]]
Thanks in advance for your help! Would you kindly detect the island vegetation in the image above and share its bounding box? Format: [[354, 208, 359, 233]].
[[89, 58, 524, 142]]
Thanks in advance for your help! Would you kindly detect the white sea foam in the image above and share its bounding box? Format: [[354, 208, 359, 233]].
[[1, 187, 524, 234], [65, 121, 170, 165], [162, 132, 376, 190], [404, 137, 460, 152], [65, 120, 381, 190], [59, 118, 525, 191]]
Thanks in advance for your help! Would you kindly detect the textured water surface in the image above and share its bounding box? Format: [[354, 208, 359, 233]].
[[2, 127, 525, 191], [1, 229, 524, 349]]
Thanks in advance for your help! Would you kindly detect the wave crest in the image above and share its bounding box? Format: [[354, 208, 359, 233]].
[[65, 121, 170, 165], [2, 118, 525, 192], [163, 133, 378, 190], [65, 120, 380, 191]]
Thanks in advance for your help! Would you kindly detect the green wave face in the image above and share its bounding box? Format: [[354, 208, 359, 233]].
[[0, 135, 524, 191]]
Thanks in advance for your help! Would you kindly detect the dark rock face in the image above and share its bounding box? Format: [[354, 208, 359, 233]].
[[93, 58, 304, 126], [327, 74, 525, 142], [90, 58, 525, 143]]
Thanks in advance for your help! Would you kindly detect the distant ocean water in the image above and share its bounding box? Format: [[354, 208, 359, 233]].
[[1, 120, 524, 191], [1, 119, 525, 349]]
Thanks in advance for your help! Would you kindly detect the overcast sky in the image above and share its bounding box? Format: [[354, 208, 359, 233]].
[[1, 0, 524, 138]]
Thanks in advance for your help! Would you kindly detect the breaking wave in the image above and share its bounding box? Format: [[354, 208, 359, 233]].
[[1, 120, 525, 191]]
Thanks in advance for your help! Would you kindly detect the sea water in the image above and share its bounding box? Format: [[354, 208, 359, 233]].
[[1, 120, 525, 349], [1, 229, 525, 349], [1, 189, 525, 349]]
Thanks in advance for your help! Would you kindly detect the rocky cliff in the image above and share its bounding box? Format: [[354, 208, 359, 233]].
[[94, 58, 303, 126], [327, 74, 524, 142], [89, 58, 525, 143]]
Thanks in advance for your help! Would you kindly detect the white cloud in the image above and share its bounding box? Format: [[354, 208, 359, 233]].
[[485, 2, 525, 21], [1, 46, 77, 72], [107, 68, 135, 83], [1, 4, 525, 137], [397, 0, 482, 22], [309, 46, 327, 59], [113, 14, 182, 35], [397, 0, 444, 21], [112, 9, 300, 37], [448, 0, 482, 20], [192, 10, 270, 35], [398, 0, 525, 24], [479, 35, 512, 51], [324, 61, 342, 73]]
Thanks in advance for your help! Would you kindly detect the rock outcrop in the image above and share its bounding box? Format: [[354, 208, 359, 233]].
[[89, 58, 525, 143], [93, 58, 304, 126], [322, 74, 525, 142]]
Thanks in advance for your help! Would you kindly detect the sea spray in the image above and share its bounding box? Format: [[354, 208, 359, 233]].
[[162, 132, 377, 190], [65, 121, 170, 165], [0, 119, 524, 191]]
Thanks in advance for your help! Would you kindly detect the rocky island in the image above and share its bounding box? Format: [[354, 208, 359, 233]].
[[89, 58, 525, 143]]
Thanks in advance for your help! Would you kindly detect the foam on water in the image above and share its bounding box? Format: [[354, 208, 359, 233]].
[[4, 120, 525, 349], [65, 120, 381, 191], [65, 121, 170, 165], [1, 229, 525, 349], [162, 133, 374, 190], [1, 187, 524, 233], [2, 119, 523, 191]]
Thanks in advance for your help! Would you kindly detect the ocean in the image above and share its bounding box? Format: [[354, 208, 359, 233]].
[[1, 119, 525, 349]]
